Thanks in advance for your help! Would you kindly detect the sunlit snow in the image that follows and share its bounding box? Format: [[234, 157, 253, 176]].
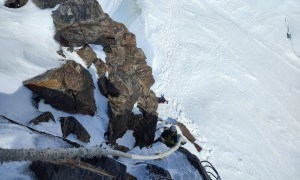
[[0, 0, 300, 179]]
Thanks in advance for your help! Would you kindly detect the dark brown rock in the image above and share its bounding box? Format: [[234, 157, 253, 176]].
[[30, 160, 116, 180], [146, 164, 172, 180], [113, 144, 130, 153], [178, 148, 212, 180], [29, 111, 55, 125], [52, 0, 116, 47], [127, 173, 137, 180], [23, 60, 96, 115], [93, 58, 107, 76], [104, 17, 158, 147], [82, 157, 133, 180], [93, 58, 108, 96], [59, 116, 90, 143], [31, 0, 65, 9], [5, 0, 28, 8], [77, 44, 97, 68], [32, 93, 42, 109], [97, 76, 108, 97]]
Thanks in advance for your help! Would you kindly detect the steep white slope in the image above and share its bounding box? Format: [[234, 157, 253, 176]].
[[100, 0, 300, 179], [0, 0, 61, 119], [0, 1, 199, 179], [0, 0, 109, 147], [1, 0, 299, 179]]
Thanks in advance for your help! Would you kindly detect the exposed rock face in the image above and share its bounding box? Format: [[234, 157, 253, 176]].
[[5, 0, 28, 8], [32, 0, 65, 9], [23, 60, 96, 116], [30, 160, 116, 180], [59, 116, 91, 143], [102, 8, 158, 148], [77, 44, 98, 68], [52, 0, 158, 147], [146, 164, 172, 179], [178, 148, 211, 180], [52, 0, 116, 47], [29, 111, 55, 125], [83, 157, 136, 180]]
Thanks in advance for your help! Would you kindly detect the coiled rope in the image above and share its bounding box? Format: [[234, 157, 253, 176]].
[[201, 160, 221, 180]]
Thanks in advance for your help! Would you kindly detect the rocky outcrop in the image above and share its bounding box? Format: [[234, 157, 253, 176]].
[[101, 7, 158, 148], [5, 0, 28, 8], [83, 157, 136, 180], [32, 0, 65, 9], [59, 116, 90, 143], [77, 44, 98, 68], [29, 111, 55, 125], [30, 160, 116, 180], [23, 60, 96, 116], [178, 148, 211, 180], [146, 164, 172, 179], [176, 122, 202, 152], [52, 0, 116, 47], [52, 0, 158, 147]]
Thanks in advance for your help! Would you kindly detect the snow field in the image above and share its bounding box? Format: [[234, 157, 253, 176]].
[[0, 0, 300, 179], [100, 0, 300, 179]]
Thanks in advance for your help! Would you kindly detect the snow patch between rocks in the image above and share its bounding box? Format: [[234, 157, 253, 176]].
[[116, 130, 136, 149]]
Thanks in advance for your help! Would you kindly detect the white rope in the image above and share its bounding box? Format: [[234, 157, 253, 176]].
[[0, 136, 183, 162]]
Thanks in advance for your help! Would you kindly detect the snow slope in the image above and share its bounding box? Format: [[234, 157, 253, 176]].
[[0, 1, 202, 179], [99, 0, 300, 179], [0, 1, 111, 178], [0, 116, 73, 179], [1, 0, 300, 179]]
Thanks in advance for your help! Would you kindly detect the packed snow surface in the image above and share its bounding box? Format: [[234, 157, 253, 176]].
[[100, 0, 300, 179], [0, 0, 300, 179]]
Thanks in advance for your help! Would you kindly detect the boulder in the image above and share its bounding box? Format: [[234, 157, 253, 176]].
[[82, 157, 135, 180], [77, 44, 97, 68], [30, 160, 116, 180], [146, 164, 172, 180], [52, 0, 116, 47], [29, 111, 55, 125], [23, 60, 96, 116], [59, 116, 90, 143], [4, 0, 28, 8], [31, 0, 65, 9], [178, 148, 211, 180]]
